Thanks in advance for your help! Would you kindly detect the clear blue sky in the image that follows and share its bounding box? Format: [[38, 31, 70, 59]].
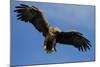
[[11, 1, 95, 66]]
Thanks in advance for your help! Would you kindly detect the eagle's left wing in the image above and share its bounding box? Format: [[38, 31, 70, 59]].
[[56, 31, 91, 52], [14, 4, 49, 36]]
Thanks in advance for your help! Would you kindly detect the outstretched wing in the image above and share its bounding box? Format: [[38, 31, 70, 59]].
[[56, 31, 91, 52], [14, 4, 49, 36]]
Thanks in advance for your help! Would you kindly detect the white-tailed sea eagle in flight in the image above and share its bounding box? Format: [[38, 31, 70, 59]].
[[14, 4, 91, 53]]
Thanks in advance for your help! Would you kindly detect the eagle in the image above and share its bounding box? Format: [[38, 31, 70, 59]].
[[14, 4, 91, 53]]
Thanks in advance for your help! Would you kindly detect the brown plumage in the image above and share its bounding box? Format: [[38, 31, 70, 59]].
[[14, 4, 91, 53]]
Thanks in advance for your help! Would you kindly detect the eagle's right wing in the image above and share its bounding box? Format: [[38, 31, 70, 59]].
[[56, 31, 91, 52], [14, 4, 49, 36]]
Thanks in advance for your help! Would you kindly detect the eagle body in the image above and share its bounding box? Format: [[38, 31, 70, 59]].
[[14, 4, 91, 53]]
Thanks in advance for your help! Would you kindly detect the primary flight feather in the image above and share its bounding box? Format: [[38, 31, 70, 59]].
[[14, 4, 91, 53]]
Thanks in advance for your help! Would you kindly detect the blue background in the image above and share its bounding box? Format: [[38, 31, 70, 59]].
[[11, 1, 95, 66]]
